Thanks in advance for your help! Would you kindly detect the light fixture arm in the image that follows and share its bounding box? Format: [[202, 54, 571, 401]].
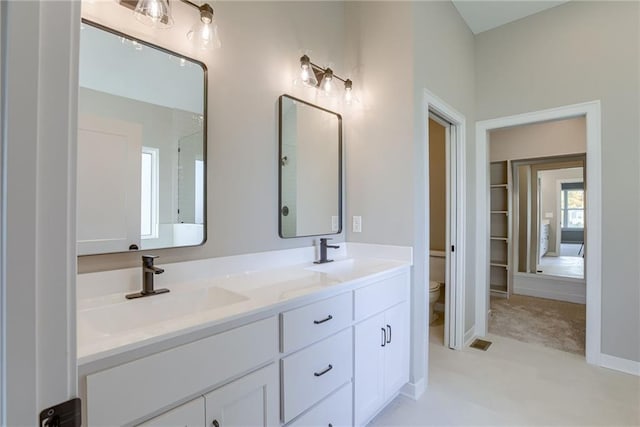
[[305, 57, 348, 84]]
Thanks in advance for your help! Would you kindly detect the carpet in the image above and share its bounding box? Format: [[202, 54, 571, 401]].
[[489, 294, 585, 355]]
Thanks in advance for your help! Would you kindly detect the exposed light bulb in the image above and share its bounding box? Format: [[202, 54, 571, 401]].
[[343, 79, 359, 105], [187, 4, 220, 50], [299, 55, 318, 87], [319, 68, 334, 95]]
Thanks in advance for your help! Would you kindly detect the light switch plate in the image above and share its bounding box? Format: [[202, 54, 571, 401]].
[[353, 216, 362, 233]]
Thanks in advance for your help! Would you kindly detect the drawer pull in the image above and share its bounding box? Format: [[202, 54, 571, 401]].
[[313, 315, 333, 325], [381, 328, 386, 347], [314, 364, 333, 377], [212, 420, 220, 427], [386, 324, 392, 344]]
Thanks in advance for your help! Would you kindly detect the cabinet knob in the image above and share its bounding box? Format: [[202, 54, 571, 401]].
[[212, 420, 220, 427]]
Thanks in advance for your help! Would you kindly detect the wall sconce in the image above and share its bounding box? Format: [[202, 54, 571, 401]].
[[120, 0, 221, 50], [298, 55, 357, 104]]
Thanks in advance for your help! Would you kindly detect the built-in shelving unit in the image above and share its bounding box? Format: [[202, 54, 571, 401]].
[[489, 161, 511, 297]]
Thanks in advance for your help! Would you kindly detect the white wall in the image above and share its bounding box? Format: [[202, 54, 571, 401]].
[[79, 1, 347, 272], [476, 0, 640, 362]]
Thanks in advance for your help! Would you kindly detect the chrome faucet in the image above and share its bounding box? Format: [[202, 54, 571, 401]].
[[126, 255, 169, 299], [315, 238, 340, 264]]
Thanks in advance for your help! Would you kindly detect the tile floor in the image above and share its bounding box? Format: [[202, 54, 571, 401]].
[[369, 324, 640, 426]]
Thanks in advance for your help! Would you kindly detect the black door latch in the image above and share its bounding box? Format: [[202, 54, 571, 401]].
[[40, 398, 81, 427]]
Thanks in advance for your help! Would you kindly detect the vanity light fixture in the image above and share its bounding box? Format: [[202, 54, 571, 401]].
[[298, 55, 356, 104], [133, 0, 173, 28], [124, 0, 221, 49], [186, 3, 221, 51]]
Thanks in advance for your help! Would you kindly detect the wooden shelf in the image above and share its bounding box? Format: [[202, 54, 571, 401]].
[[490, 184, 508, 189], [490, 236, 508, 241], [490, 262, 508, 269], [490, 211, 508, 215]]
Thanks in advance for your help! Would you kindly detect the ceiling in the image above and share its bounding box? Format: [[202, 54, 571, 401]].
[[452, 1, 570, 34]]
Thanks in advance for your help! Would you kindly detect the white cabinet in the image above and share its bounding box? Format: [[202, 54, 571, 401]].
[[288, 382, 352, 427], [353, 273, 410, 427], [138, 397, 204, 427], [137, 365, 277, 427], [383, 302, 410, 396], [353, 312, 386, 424], [281, 328, 352, 423], [205, 364, 279, 427]]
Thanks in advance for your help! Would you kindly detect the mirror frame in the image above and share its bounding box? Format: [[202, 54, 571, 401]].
[[278, 94, 343, 239], [79, 19, 208, 255]]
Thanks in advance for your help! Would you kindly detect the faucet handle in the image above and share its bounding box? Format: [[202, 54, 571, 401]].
[[320, 238, 331, 244], [142, 254, 159, 265]]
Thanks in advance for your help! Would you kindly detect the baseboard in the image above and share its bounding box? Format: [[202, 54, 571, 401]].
[[464, 326, 476, 347], [400, 378, 425, 400], [513, 273, 585, 304], [599, 353, 640, 376]]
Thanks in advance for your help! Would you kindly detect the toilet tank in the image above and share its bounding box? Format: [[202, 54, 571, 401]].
[[429, 250, 446, 282]]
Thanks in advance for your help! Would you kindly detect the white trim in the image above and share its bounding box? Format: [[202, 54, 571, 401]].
[[424, 89, 466, 352], [599, 354, 640, 377], [400, 378, 426, 401], [475, 100, 602, 365], [3, 2, 80, 423], [464, 326, 476, 347], [141, 146, 160, 240]]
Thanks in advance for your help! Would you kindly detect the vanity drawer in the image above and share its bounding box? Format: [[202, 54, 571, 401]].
[[288, 381, 352, 427], [354, 272, 410, 321], [86, 316, 277, 426], [281, 291, 352, 353], [281, 328, 353, 423]]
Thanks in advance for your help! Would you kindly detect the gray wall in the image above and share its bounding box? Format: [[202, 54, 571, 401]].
[[79, 1, 346, 272], [344, 0, 476, 385], [476, 1, 640, 362]]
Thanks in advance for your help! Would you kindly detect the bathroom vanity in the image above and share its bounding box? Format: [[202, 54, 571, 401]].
[[77, 245, 412, 426]]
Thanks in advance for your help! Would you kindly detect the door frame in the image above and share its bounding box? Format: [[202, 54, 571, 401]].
[[1, 1, 80, 424], [474, 101, 602, 364], [424, 89, 466, 351]]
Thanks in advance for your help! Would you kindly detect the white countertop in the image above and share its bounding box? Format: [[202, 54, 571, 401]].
[[77, 246, 412, 367]]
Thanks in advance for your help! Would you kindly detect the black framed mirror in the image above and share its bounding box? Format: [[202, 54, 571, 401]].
[[278, 94, 342, 238], [77, 20, 207, 255]]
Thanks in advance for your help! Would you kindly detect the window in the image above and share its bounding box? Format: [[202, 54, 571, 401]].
[[141, 147, 159, 239], [561, 182, 584, 229]]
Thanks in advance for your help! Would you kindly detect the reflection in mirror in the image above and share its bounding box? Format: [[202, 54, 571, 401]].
[[278, 95, 342, 238], [77, 20, 206, 255]]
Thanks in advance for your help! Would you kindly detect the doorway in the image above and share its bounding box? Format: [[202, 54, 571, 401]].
[[475, 101, 602, 364], [424, 90, 466, 351]]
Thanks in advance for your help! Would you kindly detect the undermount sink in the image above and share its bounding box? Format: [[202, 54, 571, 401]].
[[305, 258, 355, 274], [79, 286, 248, 336]]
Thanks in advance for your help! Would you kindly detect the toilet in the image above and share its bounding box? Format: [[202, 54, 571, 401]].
[[428, 281, 441, 324]]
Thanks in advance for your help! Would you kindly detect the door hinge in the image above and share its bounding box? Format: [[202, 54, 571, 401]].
[[40, 398, 81, 427]]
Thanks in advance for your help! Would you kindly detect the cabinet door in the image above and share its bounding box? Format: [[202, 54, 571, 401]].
[[383, 302, 410, 401], [137, 397, 205, 427], [204, 364, 279, 427], [353, 313, 385, 427]]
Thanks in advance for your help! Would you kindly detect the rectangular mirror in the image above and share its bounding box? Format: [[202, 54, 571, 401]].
[[278, 95, 342, 238], [77, 20, 207, 255]]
